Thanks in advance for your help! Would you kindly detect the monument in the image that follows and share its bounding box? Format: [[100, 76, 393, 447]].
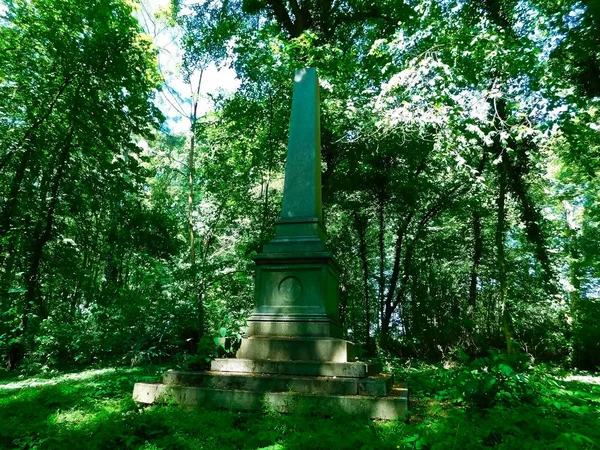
[[133, 68, 407, 419]]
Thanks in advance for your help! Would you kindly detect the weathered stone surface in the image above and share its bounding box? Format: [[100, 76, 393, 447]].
[[248, 252, 341, 338], [245, 69, 341, 338], [246, 319, 343, 339], [358, 374, 395, 397], [132, 382, 408, 420], [276, 68, 323, 230], [236, 336, 357, 362], [163, 370, 393, 397], [210, 358, 382, 378]]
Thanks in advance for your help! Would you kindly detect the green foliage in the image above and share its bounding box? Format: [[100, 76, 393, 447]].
[[0, 0, 599, 445], [163, 0, 600, 366], [394, 357, 600, 448], [1, 0, 600, 377], [1, 363, 599, 449], [405, 350, 545, 408]]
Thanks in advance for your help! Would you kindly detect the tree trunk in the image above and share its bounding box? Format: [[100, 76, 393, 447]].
[[197, 290, 205, 344], [496, 154, 514, 354], [102, 200, 121, 301], [7, 125, 74, 369], [354, 213, 371, 352], [188, 68, 203, 269], [464, 209, 483, 350], [468, 153, 487, 319], [188, 129, 196, 268], [380, 309, 392, 349], [0, 146, 33, 239], [0, 75, 73, 174], [562, 200, 582, 335], [377, 189, 385, 333], [188, 69, 203, 342], [260, 93, 275, 243], [469, 211, 483, 314], [505, 153, 553, 284]]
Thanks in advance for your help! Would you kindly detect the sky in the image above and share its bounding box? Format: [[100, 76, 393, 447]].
[[139, 0, 240, 134]]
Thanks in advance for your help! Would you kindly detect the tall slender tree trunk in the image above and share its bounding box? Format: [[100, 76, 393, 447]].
[[0, 146, 33, 239], [0, 75, 72, 174], [505, 151, 554, 284], [562, 200, 582, 342], [377, 190, 385, 335], [102, 200, 122, 302], [188, 128, 196, 269], [260, 93, 275, 243], [0, 250, 17, 311], [355, 213, 371, 352], [468, 153, 487, 320], [496, 155, 514, 354], [188, 69, 204, 343], [469, 211, 483, 314], [7, 125, 74, 369], [71, 248, 88, 318], [381, 310, 391, 349]]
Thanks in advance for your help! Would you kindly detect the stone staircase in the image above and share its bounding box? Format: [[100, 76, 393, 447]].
[[133, 353, 407, 419]]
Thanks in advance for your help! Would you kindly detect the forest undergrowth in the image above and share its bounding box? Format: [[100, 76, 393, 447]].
[[0, 355, 598, 450]]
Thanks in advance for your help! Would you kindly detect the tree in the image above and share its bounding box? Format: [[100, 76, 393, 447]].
[[0, 0, 162, 368]]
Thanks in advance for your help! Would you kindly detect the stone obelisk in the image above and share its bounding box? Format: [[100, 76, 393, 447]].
[[132, 69, 407, 419], [237, 68, 348, 360]]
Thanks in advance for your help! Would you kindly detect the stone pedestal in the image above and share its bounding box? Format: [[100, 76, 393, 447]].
[[246, 250, 342, 339]]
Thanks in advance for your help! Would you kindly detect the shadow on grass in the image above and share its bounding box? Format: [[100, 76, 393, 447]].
[[0, 367, 407, 449], [0, 366, 598, 449]]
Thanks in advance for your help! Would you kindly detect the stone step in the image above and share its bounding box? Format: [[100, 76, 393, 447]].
[[211, 358, 381, 378], [163, 370, 393, 397], [132, 382, 408, 420], [236, 336, 357, 362]]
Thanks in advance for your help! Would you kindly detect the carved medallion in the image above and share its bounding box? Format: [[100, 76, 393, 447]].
[[278, 276, 302, 302]]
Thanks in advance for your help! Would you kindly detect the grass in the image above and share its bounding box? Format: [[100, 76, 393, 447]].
[[0, 362, 598, 449]]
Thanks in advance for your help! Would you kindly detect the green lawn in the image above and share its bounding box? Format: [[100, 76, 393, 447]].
[[0, 363, 598, 449]]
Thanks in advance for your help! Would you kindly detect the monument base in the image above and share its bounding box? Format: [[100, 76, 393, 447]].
[[132, 360, 408, 420]]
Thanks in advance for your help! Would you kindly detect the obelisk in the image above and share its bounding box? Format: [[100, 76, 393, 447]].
[[133, 69, 407, 419], [239, 68, 346, 353], [264, 67, 326, 251]]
